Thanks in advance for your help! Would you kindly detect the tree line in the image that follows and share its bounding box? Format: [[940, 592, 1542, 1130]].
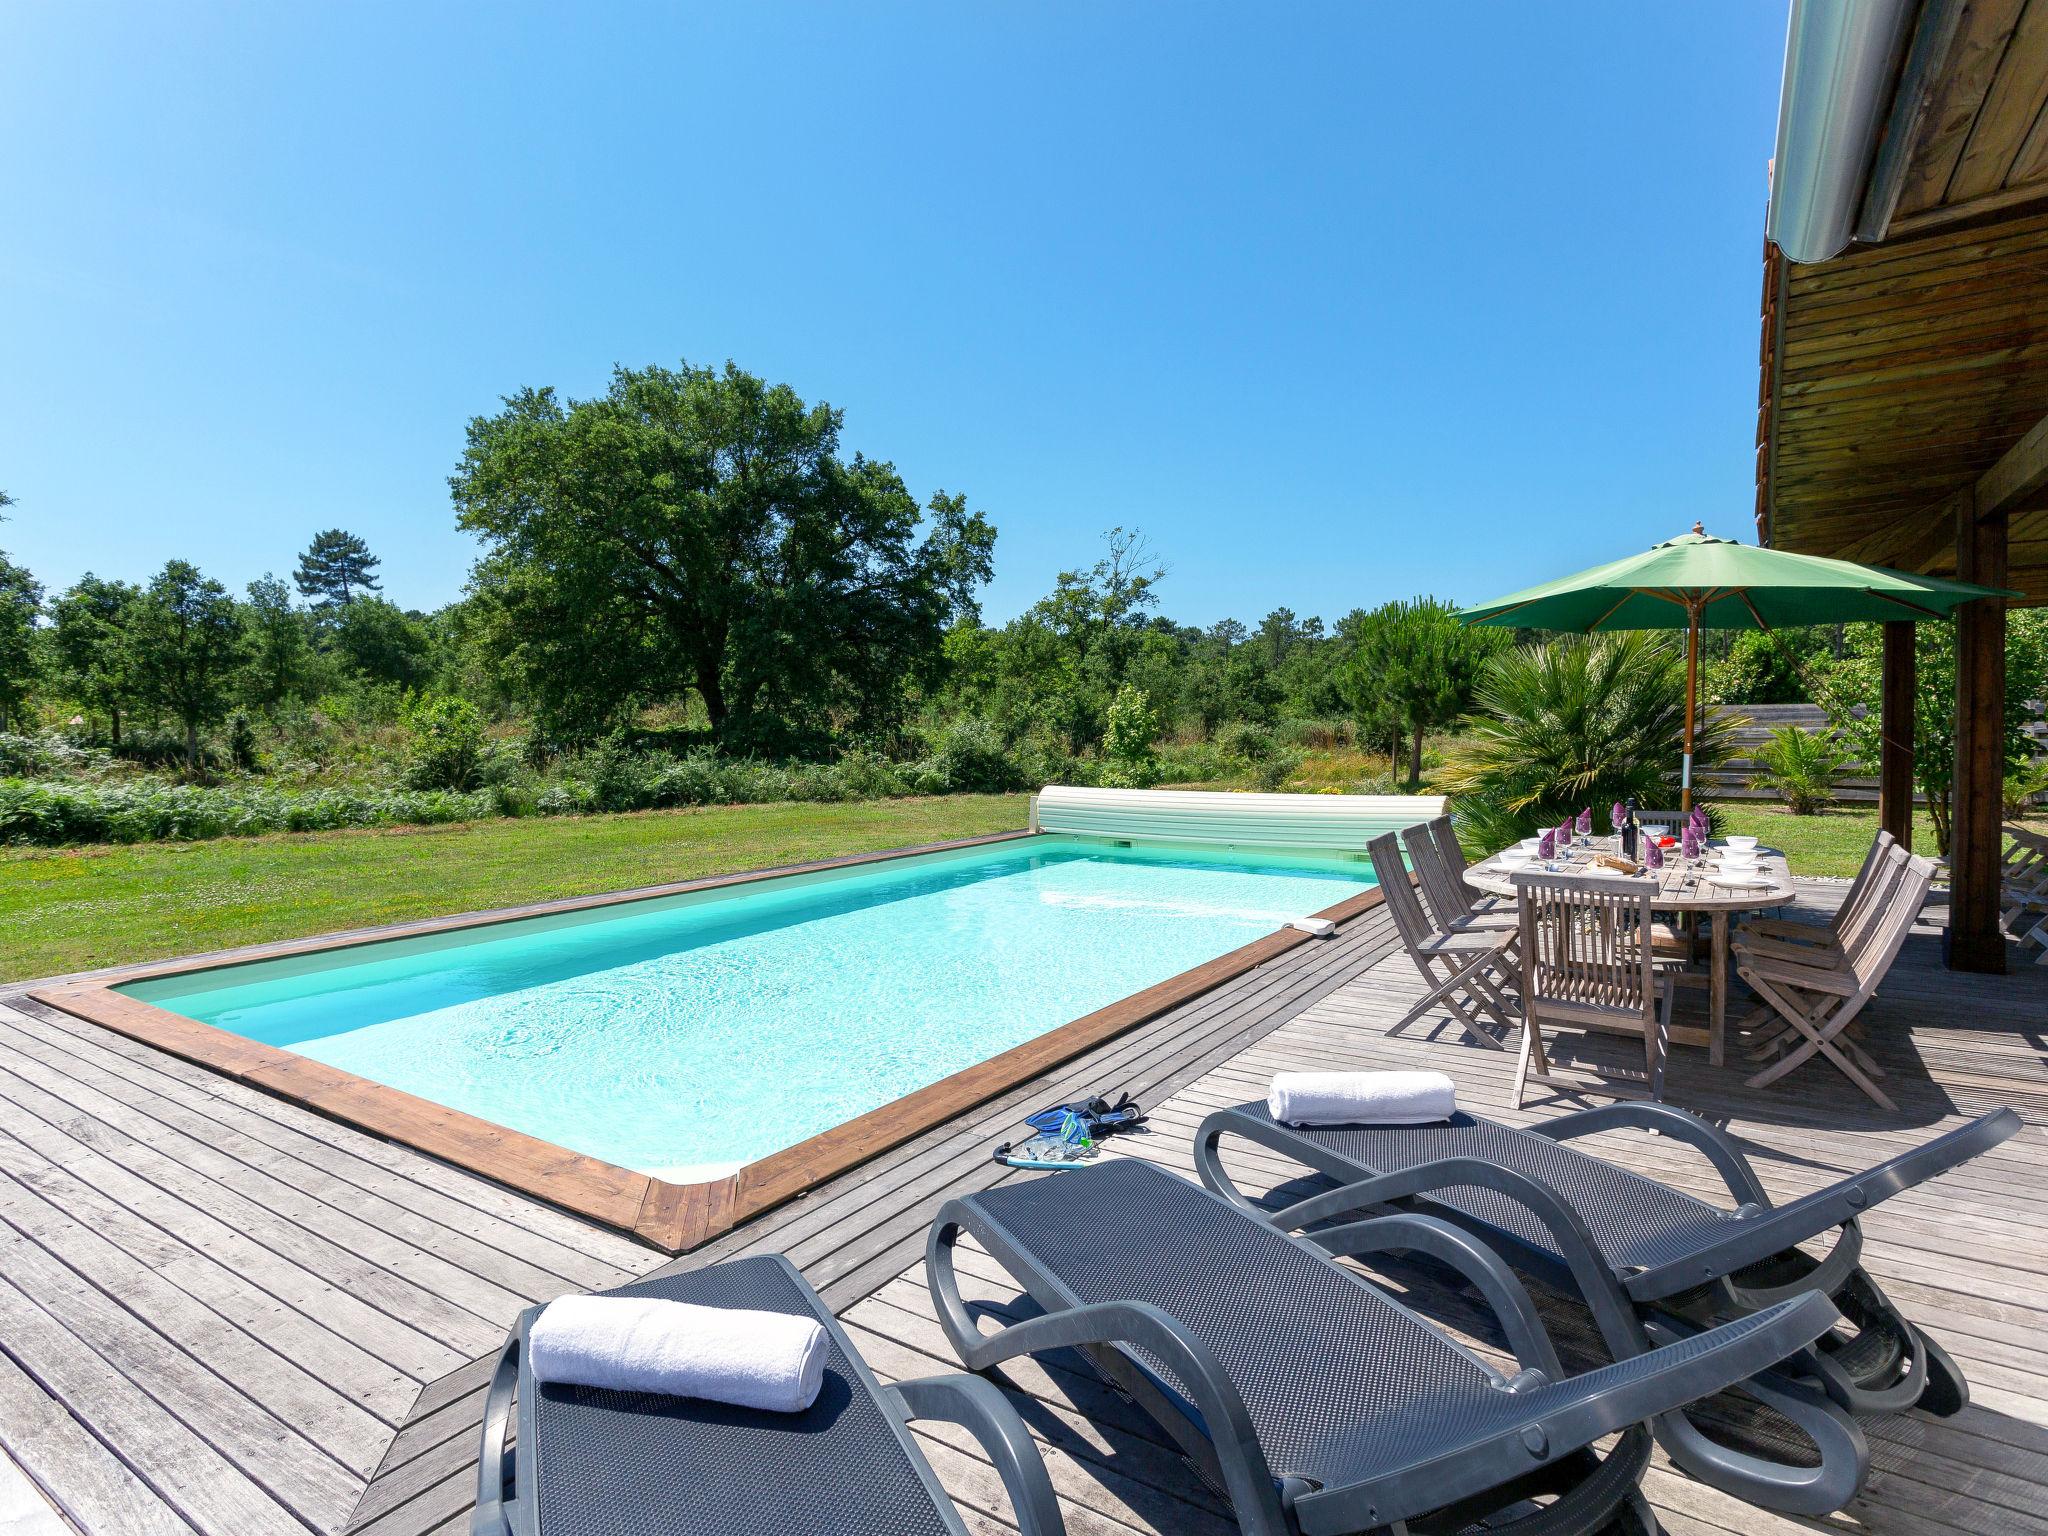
[[1, 362, 1520, 790]]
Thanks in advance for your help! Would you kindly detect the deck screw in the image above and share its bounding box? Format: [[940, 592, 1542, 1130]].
[[1521, 1424, 1548, 1456]]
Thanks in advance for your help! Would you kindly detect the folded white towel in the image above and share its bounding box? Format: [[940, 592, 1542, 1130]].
[[1267, 1070, 1456, 1127], [529, 1295, 828, 1413], [1286, 916, 1337, 938]]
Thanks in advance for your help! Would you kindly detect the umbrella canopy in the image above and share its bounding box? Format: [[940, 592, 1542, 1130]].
[[1460, 528, 2013, 632], [1460, 526, 2018, 810]]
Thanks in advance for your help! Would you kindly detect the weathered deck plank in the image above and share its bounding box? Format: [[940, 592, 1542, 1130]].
[[0, 880, 2043, 1536]]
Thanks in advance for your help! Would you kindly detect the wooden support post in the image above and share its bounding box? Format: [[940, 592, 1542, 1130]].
[[1947, 492, 2007, 974], [1880, 621, 1916, 850]]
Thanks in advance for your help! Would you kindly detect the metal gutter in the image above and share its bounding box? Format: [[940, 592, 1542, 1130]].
[[1766, 0, 1920, 263]]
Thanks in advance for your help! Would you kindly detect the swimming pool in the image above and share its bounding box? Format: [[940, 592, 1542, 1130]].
[[117, 836, 1375, 1182]]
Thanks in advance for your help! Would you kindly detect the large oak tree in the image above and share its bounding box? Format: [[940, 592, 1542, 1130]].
[[451, 362, 994, 751]]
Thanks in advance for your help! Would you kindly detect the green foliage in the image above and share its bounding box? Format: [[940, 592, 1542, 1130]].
[[294, 529, 383, 607], [0, 732, 117, 779], [1707, 630, 1808, 705], [128, 560, 249, 773], [0, 777, 494, 845], [1751, 725, 1845, 814], [244, 575, 322, 707], [2004, 757, 2048, 818], [1099, 685, 1161, 788], [0, 553, 44, 734], [0, 498, 39, 733], [225, 711, 260, 772], [49, 574, 142, 742], [328, 596, 432, 690], [1340, 596, 1505, 787], [919, 716, 1029, 794], [401, 693, 488, 790], [1816, 613, 2048, 853], [1439, 632, 1737, 852], [451, 361, 994, 751]]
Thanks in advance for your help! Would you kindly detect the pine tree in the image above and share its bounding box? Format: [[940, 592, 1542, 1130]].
[[293, 529, 383, 606]]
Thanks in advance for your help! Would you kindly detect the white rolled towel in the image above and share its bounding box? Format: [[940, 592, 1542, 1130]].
[[1267, 1070, 1456, 1127], [529, 1295, 828, 1413]]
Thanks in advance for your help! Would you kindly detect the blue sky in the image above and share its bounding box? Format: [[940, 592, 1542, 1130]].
[[0, 3, 1789, 626]]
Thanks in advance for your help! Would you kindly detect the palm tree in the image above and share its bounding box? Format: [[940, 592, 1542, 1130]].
[[1439, 632, 1738, 852], [1752, 725, 1846, 815]]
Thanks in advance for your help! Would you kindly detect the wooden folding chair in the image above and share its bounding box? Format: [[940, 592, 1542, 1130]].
[[1739, 829, 1896, 961], [1732, 845, 1937, 1112], [2000, 825, 2048, 945], [1402, 822, 1517, 935], [1367, 832, 1516, 1048], [1426, 815, 1501, 911], [1509, 868, 1673, 1107]]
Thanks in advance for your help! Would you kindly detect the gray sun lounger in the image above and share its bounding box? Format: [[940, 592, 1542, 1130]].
[[1196, 1100, 2022, 1514], [473, 1254, 1064, 1536], [929, 1158, 1838, 1536]]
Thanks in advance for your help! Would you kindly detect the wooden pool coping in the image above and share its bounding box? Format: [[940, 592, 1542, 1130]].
[[29, 829, 1392, 1253]]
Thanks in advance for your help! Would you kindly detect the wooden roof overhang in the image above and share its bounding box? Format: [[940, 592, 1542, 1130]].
[[1758, 0, 2048, 605]]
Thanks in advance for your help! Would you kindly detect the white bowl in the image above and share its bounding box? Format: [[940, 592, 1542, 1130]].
[[1496, 848, 1535, 869], [1724, 835, 1759, 852], [1518, 837, 1544, 855], [1641, 824, 1671, 841], [1718, 853, 1761, 873]]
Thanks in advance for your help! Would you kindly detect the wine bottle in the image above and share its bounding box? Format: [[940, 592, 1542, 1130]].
[[1621, 795, 1639, 861]]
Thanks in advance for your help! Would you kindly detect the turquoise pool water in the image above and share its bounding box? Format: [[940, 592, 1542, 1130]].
[[121, 838, 1374, 1178]]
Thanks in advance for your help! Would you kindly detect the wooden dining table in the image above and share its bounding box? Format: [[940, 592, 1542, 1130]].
[[1465, 838, 1799, 1066]]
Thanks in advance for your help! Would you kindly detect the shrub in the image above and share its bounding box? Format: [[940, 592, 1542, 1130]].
[[1751, 725, 1846, 815], [401, 694, 489, 791], [920, 716, 1027, 794], [2005, 758, 2048, 818], [1250, 748, 1304, 792], [1152, 740, 1234, 785], [1215, 721, 1276, 764], [1709, 630, 1807, 705], [1099, 686, 1161, 789], [112, 725, 210, 773], [226, 711, 260, 772], [1276, 718, 1352, 749]]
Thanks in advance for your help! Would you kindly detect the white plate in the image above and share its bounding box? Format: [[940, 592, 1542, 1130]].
[[1705, 872, 1772, 890]]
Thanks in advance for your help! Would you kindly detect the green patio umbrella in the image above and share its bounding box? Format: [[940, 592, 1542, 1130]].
[[1460, 524, 2017, 811]]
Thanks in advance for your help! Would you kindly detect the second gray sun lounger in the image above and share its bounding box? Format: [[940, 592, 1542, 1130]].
[[1196, 1099, 2020, 1513], [929, 1157, 1839, 1536]]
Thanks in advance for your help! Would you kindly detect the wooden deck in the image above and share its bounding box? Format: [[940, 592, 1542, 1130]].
[[0, 883, 2044, 1535]]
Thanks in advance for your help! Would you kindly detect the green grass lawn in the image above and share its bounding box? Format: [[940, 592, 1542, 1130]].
[[1714, 801, 2046, 878], [0, 794, 1030, 983]]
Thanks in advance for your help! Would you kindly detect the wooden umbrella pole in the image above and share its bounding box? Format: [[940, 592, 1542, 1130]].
[[1681, 597, 1702, 813]]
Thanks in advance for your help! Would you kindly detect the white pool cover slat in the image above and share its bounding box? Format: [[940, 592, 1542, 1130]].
[[1032, 786, 1446, 853]]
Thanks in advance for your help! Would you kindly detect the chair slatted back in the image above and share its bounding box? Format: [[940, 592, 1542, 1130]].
[[1402, 822, 1470, 931], [1831, 830, 1901, 948], [1845, 847, 1938, 993], [1512, 870, 1659, 1024], [1428, 816, 1478, 904], [1368, 832, 1435, 949], [2005, 826, 2048, 886]]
